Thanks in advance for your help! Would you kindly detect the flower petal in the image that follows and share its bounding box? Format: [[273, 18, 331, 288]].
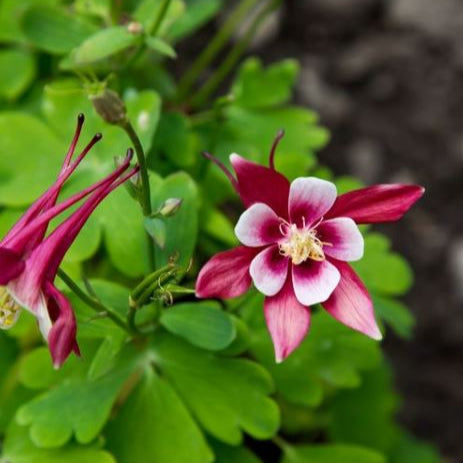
[[316, 217, 364, 261], [289, 177, 337, 227], [325, 184, 425, 224], [0, 248, 25, 285], [235, 203, 282, 247], [196, 246, 259, 299], [292, 259, 340, 306], [322, 260, 382, 340], [45, 282, 80, 368], [264, 276, 310, 363], [250, 245, 289, 296], [230, 154, 290, 219]]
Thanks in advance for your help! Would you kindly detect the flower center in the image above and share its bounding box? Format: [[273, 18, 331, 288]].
[[279, 223, 328, 265], [0, 286, 22, 330]]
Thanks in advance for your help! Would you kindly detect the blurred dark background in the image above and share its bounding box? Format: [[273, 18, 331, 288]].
[[253, 0, 462, 460]]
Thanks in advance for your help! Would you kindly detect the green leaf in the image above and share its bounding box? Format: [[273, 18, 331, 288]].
[[245, 296, 382, 407], [282, 444, 385, 463], [88, 335, 125, 381], [231, 58, 300, 109], [200, 204, 238, 246], [144, 217, 166, 248], [66, 279, 129, 339], [133, 0, 185, 35], [329, 363, 401, 455], [152, 331, 280, 444], [373, 296, 415, 339], [168, 0, 223, 42], [105, 368, 213, 463], [0, 113, 66, 206], [353, 233, 413, 296], [392, 433, 443, 463], [67, 26, 141, 67], [219, 105, 327, 166], [19, 347, 86, 390], [153, 111, 198, 167], [160, 301, 236, 350], [274, 152, 316, 181], [153, 171, 199, 267], [209, 439, 262, 463], [16, 350, 137, 448], [0, 49, 35, 100], [0, 0, 60, 43], [145, 36, 177, 58], [20, 5, 97, 54], [3, 422, 116, 463], [74, 0, 111, 20]]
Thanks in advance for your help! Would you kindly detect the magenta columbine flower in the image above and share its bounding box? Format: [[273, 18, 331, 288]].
[[196, 137, 424, 362], [0, 114, 139, 367]]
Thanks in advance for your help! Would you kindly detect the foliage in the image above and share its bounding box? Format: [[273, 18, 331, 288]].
[[0, 1, 440, 462]]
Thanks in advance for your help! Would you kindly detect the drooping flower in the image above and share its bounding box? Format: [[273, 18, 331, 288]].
[[196, 135, 424, 362], [0, 114, 139, 367]]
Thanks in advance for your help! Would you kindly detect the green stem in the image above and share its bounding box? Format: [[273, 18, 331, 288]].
[[150, 0, 172, 36], [131, 264, 175, 301], [191, 0, 282, 108], [123, 0, 172, 71], [57, 269, 131, 334], [120, 120, 155, 270], [133, 269, 177, 307], [175, 0, 260, 102]]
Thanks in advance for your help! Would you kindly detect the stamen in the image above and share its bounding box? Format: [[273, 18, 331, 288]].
[[278, 224, 330, 265], [0, 287, 22, 330], [268, 129, 285, 170]]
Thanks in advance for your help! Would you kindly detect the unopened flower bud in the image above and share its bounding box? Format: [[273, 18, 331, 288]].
[[90, 88, 127, 125], [127, 21, 143, 34], [159, 198, 182, 217]]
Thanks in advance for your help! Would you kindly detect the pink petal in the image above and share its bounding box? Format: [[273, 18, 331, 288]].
[[0, 248, 25, 285], [230, 154, 290, 219], [289, 177, 337, 227], [250, 245, 289, 296], [45, 282, 80, 368], [325, 184, 425, 224], [235, 203, 282, 247], [196, 246, 259, 299], [264, 276, 310, 362], [316, 217, 364, 262], [292, 259, 340, 306], [22, 165, 138, 284], [8, 275, 52, 340], [322, 260, 382, 340]]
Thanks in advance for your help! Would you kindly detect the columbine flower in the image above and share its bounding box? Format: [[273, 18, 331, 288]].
[[196, 135, 424, 362], [0, 114, 139, 367]]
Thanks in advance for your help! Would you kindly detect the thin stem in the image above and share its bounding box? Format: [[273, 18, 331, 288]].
[[57, 269, 131, 334], [119, 120, 155, 270], [131, 264, 175, 301], [175, 0, 260, 102], [150, 0, 172, 36], [191, 0, 283, 108], [127, 304, 139, 333], [122, 0, 172, 71]]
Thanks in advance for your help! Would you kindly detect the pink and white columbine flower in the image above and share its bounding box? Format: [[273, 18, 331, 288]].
[[196, 136, 424, 362], [0, 114, 139, 367]]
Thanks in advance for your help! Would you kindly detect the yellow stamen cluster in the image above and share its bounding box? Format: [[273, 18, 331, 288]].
[[0, 286, 21, 329], [279, 223, 328, 265]]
